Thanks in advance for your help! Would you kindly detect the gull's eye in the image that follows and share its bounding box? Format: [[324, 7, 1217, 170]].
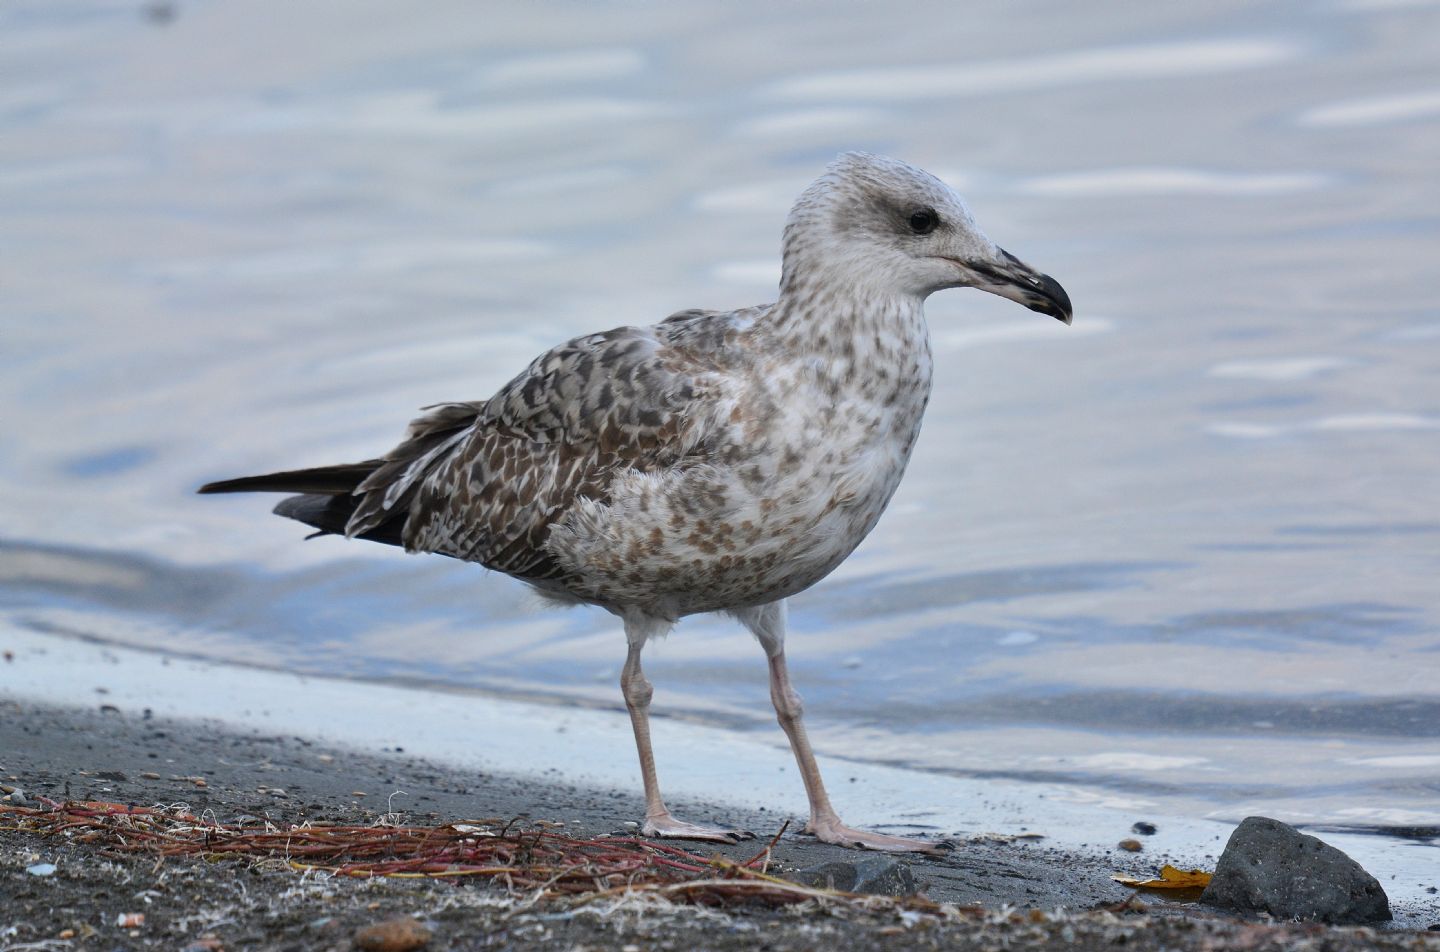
[[908, 209, 939, 235]]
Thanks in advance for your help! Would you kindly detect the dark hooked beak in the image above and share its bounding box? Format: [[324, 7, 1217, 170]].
[[971, 248, 1073, 325]]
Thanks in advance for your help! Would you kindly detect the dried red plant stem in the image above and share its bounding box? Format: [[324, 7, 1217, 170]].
[[2, 800, 848, 908]]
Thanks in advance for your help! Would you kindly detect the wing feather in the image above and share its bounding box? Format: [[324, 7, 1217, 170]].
[[343, 322, 723, 584]]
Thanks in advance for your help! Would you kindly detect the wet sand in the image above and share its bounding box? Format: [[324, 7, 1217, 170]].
[[4, 698, 1438, 951]]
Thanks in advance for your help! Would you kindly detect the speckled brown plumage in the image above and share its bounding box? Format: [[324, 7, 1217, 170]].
[[200, 152, 1072, 852]]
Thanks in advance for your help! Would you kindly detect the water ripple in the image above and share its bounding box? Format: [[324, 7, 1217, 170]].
[[1207, 413, 1440, 438], [1208, 356, 1351, 381], [481, 49, 645, 88], [139, 238, 553, 282], [1301, 88, 1440, 126], [1020, 167, 1330, 197], [770, 37, 1302, 101]]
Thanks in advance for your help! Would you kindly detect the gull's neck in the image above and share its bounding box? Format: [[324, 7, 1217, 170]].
[[757, 276, 934, 405]]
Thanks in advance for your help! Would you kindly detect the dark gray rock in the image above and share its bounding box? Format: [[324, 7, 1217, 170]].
[[791, 857, 918, 896], [853, 856, 918, 896], [791, 860, 857, 891], [1200, 816, 1391, 924]]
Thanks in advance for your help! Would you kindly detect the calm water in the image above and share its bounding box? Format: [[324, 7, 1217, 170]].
[[3, 0, 1439, 844]]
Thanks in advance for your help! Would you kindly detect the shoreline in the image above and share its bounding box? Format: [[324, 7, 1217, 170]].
[[0, 624, 1234, 858], [3, 629, 1438, 948], [5, 701, 1438, 950]]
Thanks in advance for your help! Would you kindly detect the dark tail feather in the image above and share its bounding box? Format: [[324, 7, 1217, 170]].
[[270, 493, 406, 548], [201, 459, 414, 550], [198, 461, 380, 496]]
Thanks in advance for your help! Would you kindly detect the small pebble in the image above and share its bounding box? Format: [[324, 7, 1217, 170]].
[[1132, 821, 1157, 836], [1118, 838, 1143, 852], [26, 862, 57, 877], [353, 916, 431, 951]]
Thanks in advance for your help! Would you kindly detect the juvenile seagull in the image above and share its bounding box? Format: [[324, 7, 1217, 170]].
[[200, 152, 1071, 852]]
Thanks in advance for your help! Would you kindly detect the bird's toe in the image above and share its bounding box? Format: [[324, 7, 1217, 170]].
[[805, 818, 945, 853], [641, 813, 752, 843]]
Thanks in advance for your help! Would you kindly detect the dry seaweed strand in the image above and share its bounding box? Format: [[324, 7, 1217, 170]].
[[0, 799, 950, 915]]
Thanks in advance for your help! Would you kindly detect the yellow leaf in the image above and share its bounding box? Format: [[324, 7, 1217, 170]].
[[1112, 864, 1213, 890]]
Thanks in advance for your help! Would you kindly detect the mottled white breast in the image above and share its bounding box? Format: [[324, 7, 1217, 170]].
[[547, 296, 934, 619], [744, 369, 931, 597]]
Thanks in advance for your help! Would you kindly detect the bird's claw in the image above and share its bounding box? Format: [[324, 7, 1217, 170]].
[[805, 818, 947, 853], [642, 814, 755, 843]]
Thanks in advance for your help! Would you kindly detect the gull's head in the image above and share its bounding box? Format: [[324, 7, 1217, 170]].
[[780, 152, 1071, 324]]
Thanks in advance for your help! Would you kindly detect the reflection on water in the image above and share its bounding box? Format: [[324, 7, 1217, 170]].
[[2, 0, 1438, 864]]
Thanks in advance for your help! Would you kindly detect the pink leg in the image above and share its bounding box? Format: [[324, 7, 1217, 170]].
[[621, 618, 753, 843], [741, 602, 943, 853]]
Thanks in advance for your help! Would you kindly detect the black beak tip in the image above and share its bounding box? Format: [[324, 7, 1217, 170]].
[[1032, 273, 1072, 325], [979, 250, 1072, 324]]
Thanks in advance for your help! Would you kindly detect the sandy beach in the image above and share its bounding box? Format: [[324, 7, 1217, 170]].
[[3, 632, 1437, 950]]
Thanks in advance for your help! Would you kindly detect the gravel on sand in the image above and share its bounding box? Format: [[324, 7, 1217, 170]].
[[3, 700, 1438, 951]]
